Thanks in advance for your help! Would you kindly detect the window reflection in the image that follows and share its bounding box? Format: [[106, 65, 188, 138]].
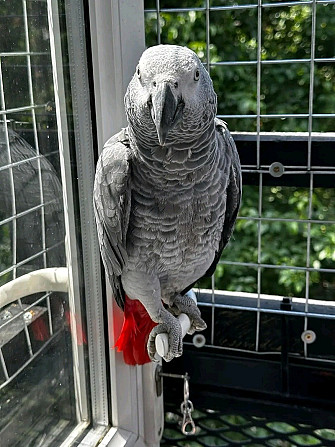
[[0, 0, 87, 444], [0, 125, 65, 271], [0, 120, 79, 445]]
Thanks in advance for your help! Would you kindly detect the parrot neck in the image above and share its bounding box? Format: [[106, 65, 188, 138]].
[[128, 121, 217, 178]]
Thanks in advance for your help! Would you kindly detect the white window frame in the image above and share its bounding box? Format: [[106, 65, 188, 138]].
[[47, 0, 90, 432]]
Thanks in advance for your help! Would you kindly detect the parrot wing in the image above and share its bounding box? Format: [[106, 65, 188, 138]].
[[93, 129, 131, 309]]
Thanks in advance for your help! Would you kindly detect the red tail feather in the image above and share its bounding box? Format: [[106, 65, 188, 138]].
[[114, 296, 157, 365]]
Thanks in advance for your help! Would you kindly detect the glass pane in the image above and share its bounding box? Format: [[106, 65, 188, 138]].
[[0, 1, 88, 445], [31, 54, 55, 106], [0, 0, 26, 53], [1, 56, 30, 110], [26, 0, 51, 53]]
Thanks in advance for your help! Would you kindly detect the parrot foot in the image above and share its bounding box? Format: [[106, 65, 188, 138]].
[[147, 310, 183, 362], [172, 294, 207, 335]]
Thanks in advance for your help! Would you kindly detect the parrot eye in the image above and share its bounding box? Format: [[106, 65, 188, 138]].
[[137, 66, 141, 79], [194, 69, 200, 81]]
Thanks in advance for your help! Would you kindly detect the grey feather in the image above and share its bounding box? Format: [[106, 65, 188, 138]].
[[202, 119, 242, 279], [93, 129, 131, 308]]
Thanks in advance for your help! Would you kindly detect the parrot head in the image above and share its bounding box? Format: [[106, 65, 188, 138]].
[[125, 45, 217, 147]]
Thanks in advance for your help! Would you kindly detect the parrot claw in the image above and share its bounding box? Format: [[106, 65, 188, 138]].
[[147, 310, 183, 362], [172, 294, 207, 335]]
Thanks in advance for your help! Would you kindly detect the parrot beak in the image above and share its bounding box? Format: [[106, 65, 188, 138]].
[[150, 82, 183, 146]]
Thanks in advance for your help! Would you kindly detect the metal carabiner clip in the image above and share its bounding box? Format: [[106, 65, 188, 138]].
[[180, 400, 196, 436], [181, 409, 196, 434]]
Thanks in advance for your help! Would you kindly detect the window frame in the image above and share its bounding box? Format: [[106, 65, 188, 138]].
[[47, 0, 91, 433], [46, 0, 110, 443]]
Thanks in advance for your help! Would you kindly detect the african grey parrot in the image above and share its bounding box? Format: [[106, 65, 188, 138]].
[[93, 45, 241, 364]]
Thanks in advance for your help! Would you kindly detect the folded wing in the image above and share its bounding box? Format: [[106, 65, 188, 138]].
[[93, 130, 132, 309]]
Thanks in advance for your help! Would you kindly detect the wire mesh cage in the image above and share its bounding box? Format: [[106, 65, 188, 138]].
[[143, 0, 335, 444]]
